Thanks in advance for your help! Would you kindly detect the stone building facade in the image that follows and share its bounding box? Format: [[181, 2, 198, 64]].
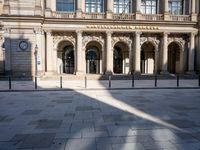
[[0, 0, 199, 76]]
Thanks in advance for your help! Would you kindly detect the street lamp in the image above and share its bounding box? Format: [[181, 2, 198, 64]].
[[34, 45, 38, 76]]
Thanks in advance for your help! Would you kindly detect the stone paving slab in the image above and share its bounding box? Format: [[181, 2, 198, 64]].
[[0, 89, 200, 149]]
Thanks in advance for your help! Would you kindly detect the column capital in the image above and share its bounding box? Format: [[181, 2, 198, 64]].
[[76, 30, 83, 35], [45, 30, 52, 35], [163, 32, 170, 36], [106, 31, 113, 36], [34, 28, 42, 34], [190, 32, 197, 37], [135, 31, 142, 36]]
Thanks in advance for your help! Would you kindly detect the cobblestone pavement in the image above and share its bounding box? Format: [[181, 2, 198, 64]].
[[0, 89, 200, 150]]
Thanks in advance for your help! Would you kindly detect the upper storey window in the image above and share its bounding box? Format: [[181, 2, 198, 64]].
[[56, 0, 75, 11], [114, 0, 132, 13], [85, 0, 104, 13], [168, 0, 183, 15], [141, 0, 157, 14]]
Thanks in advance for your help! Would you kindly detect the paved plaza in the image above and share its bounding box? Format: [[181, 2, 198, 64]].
[[0, 88, 200, 150]]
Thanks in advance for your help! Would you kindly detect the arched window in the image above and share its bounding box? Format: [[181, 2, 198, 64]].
[[114, 0, 132, 13], [168, 0, 183, 15], [56, 0, 75, 11], [141, 0, 157, 14], [85, 0, 104, 13]]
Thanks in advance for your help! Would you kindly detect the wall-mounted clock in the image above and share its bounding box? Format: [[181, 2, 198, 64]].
[[19, 40, 28, 51]]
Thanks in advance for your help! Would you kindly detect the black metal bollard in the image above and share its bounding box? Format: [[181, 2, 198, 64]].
[[35, 76, 37, 89], [109, 75, 111, 88], [132, 75, 135, 88], [9, 76, 11, 90], [177, 75, 179, 87], [60, 76, 62, 89], [155, 75, 157, 87], [85, 76, 87, 89]]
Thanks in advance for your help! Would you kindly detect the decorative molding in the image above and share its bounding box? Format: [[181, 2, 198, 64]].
[[53, 32, 76, 48], [112, 33, 132, 50], [168, 36, 186, 51], [87, 25, 159, 30], [82, 32, 105, 50], [140, 36, 160, 51]]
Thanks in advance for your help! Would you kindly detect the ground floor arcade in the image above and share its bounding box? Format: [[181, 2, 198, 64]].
[[44, 31, 196, 76]]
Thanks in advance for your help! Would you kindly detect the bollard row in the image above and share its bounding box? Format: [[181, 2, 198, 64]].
[[4, 75, 200, 90]]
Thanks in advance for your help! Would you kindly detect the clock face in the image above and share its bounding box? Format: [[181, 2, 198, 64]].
[[19, 41, 28, 50]]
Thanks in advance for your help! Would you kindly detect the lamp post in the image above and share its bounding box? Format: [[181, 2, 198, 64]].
[[34, 45, 38, 76]]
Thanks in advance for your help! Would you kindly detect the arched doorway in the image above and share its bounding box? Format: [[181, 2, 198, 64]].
[[141, 42, 155, 74], [62, 46, 74, 74], [168, 42, 181, 74], [113, 42, 129, 74], [57, 40, 75, 74], [86, 46, 100, 74]]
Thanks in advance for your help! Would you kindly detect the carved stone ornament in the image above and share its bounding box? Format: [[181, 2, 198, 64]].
[[168, 37, 186, 51], [53, 32, 76, 48], [140, 36, 160, 51], [82, 32, 105, 50], [112, 33, 132, 50]]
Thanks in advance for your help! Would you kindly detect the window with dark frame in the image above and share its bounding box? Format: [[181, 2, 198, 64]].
[[168, 0, 183, 15], [114, 0, 132, 14], [85, 0, 104, 13], [141, 0, 157, 14], [56, 0, 75, 11]]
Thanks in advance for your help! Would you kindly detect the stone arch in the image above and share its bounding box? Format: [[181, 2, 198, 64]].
[[56, 40, 75, 74], [85, 41, 103, 74], [113, 41, 130, 74], [112, 37, 132, 52], [140, 37, 159, 52]]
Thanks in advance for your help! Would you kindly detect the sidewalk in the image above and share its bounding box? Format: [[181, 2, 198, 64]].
[[0, 79, 199, 91]]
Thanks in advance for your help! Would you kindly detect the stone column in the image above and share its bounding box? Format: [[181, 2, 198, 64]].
[[76, 30, 83, 75], [34, 28, 43, 76], [45, 31, 54, 74], [106, 0, 113, 19], [135, 0, 141, 19], [192, 0, 196, 13], [164, 0, 170, 20], [45, 0, 52, 17], [154, 48, 158, 74], [129, 45, 133, 74], [188, 32, 196, 73], [134, 31, 141, 74], [82, 0, 85, 12], [191, 0, 197, 21], [3, 28, 11, 74], [161, 32, 169, 74], [105, 31, 113, 74], [76, 0, 83, 18]]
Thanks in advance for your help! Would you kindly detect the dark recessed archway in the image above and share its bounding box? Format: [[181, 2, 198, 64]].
[[141, 42, 155, 74]]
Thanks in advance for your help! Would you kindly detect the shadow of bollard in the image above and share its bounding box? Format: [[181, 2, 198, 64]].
[[60, 76, 62, 89], [155, 75, 157, 87], [132, 75, 135, 88]]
